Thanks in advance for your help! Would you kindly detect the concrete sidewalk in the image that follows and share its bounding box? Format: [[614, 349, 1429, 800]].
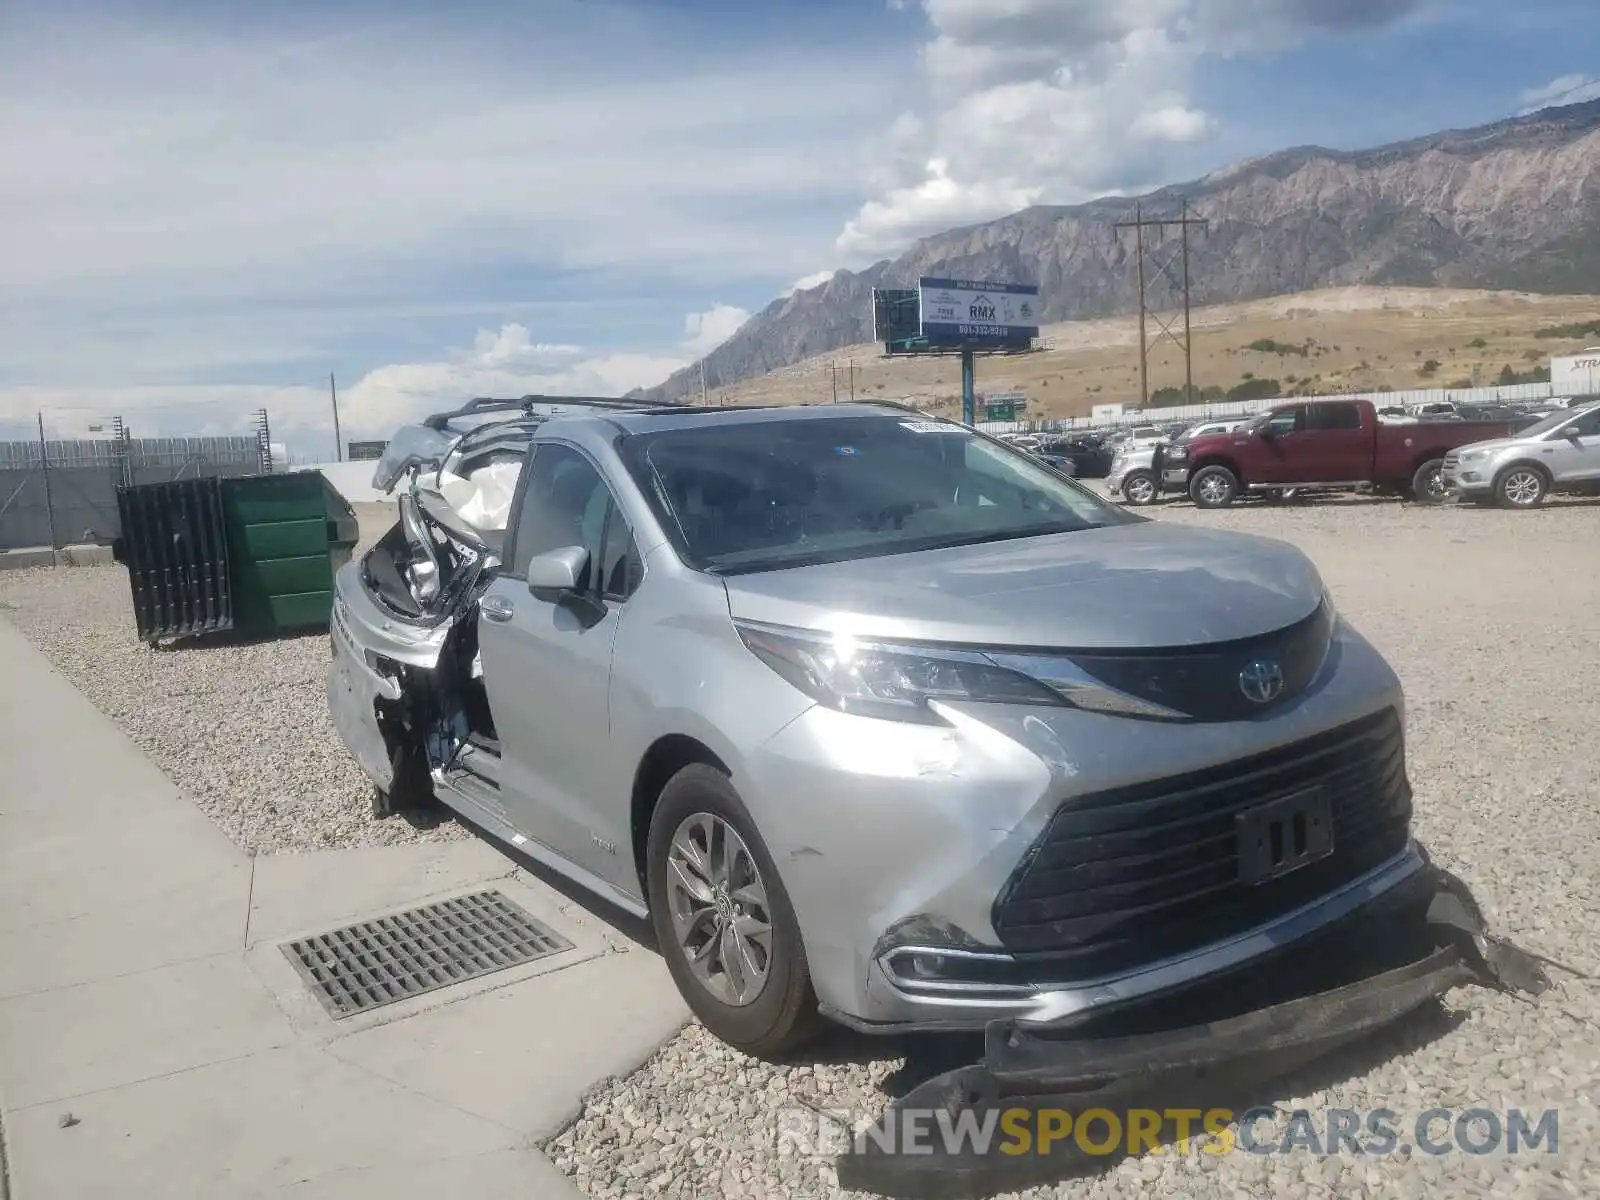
[[0, 618, 688, 1199]]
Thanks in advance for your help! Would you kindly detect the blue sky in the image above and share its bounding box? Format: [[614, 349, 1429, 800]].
[[1, 0, 1596, 458]]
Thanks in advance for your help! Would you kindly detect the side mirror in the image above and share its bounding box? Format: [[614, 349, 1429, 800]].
[[526, 545, 589, 596]]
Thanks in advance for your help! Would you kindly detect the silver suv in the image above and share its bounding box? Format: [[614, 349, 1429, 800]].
[[1442, 400, 1600, 507], [329, 398, 1426, 1056]]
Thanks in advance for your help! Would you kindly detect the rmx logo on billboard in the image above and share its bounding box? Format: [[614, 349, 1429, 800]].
[[918, 277, 1040, 348]]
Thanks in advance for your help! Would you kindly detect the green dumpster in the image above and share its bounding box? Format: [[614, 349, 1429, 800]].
[[114, 470, 359, 643], [221, 471, 360, 637]]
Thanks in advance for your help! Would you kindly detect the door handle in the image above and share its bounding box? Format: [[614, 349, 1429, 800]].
[[480, 596, 515, 623]]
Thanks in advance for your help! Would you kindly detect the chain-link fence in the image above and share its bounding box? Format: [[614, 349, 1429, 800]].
[[0, 435, 264, 551]]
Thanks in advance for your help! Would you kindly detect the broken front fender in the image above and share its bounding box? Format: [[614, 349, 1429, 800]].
[[835, 864, 1551, 1199]]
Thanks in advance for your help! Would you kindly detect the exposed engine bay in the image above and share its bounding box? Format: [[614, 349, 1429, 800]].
[[338, 409, 543, 813]]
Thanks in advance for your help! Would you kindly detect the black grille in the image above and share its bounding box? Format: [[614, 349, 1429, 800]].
[[992, 708, 1411, 977], [1060, 599, 1335, 723]]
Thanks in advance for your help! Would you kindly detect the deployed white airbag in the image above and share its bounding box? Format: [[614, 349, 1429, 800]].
[[431, 460, 522, 531]]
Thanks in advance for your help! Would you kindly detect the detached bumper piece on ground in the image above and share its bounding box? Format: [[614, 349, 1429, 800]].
[[836, 862, 1552, 1200]]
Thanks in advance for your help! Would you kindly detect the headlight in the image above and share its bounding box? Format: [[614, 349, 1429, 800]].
[[1459, 450, 1484, 461], [1165, 446, 1188, 461], [735, 621, 1184, 724]]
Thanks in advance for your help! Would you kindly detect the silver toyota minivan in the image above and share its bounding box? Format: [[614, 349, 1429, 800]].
[[329, 399, 1424, 1056]]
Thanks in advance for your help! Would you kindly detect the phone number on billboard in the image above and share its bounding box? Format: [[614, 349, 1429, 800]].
[[955, 324, 1011, 337]]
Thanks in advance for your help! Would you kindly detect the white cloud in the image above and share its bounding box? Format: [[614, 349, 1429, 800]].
[[1519, 73, 1600, 114], [1130, 106, 1214, 143], [680, 304, 752, 357], [785, 270, 840, 295], [0, 6, 901, 390], [338, 336, 686, 440], [1, 324, 688, 460], [837, 0, 1425, 258]]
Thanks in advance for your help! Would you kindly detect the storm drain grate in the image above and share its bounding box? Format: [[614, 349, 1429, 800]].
[[281, 889, 573, 1018]]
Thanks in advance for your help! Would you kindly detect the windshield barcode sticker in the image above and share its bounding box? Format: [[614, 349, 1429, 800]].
[[900, 420, 962, 433]]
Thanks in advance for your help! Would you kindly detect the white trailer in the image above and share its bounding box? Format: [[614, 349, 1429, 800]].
[[1551, 348, 1600, 398]]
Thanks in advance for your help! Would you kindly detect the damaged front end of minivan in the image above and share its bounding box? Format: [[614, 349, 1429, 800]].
[[834, 855, 1558, 1199], [328, 410, 529, 816]]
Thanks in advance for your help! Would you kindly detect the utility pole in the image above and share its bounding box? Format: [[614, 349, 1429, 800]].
[[329, 373, 343, 461], [961, 350, 976, 426], [37, 413, 58, 551], [1114, 200, 1209, 408], [699, 361, 708, 406], [830, 364, 839, 404], [849, 359, 856, 402]]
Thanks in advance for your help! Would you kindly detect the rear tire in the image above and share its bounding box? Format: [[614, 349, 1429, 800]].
[[1493, 464, 1548, 509], [646, 764, 821, 1057], [1189, 465, 1239, 509], [1120, 470, 1158, 506], [1410, 459, 1449, 504]]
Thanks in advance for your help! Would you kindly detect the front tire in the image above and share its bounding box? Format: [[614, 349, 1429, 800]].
[[645, 764, 820, 1057], [1189, 465, 1239, 509], [1493, 464, 1548, 509], [1120, 469, 1158, 506], [1410, 459, 1449, 504]]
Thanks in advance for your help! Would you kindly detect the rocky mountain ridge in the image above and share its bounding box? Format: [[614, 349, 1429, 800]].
[[641, 99, 1600, 402]]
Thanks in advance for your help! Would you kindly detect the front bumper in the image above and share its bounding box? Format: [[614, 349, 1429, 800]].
[[1440, 459, 1492, 495], [836, 861, 1550, 1197], [740, 618, 1413, 1031]]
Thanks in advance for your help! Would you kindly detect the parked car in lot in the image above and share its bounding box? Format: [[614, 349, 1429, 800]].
[[1107, 419, 1246, 505], [1106, 423, 1169, 452], [328, 395, 1536, 1077], [1167, 399, 1516, 508], [1442, 400, 1600, 507], [1040, 434, 1113, 478], [1030, 450, 1078, 476]]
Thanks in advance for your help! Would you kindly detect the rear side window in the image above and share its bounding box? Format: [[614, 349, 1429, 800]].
[[1306, 403, 1362, 431]]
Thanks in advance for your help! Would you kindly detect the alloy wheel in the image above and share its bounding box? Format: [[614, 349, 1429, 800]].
[[665, 813, 773, 1007], [1197, 474, 1231, 505], [1503, 470, 1543, 507], [1124, 474, 1156, 504]]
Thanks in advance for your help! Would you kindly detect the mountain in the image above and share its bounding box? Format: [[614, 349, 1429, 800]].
[[641, 99, 1600, 403]]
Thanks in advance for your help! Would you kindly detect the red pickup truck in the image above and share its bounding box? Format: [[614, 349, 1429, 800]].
[[1165, 399, 1515, 508]]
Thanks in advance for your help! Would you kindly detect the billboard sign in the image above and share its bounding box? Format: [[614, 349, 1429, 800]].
[[347, 440, 389, 461], [871, 288, 922, 347], [918, 277, 1039, 349]]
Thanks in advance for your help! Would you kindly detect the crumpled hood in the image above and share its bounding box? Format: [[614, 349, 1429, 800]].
[[722, 522, 1325, 650]]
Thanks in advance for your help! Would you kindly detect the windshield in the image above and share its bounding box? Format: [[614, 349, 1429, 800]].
[[618, 415, 1134, 574]]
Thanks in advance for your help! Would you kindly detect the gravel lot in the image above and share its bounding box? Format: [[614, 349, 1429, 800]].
[[0, 500, 467, 855], [3, 491, 1598, 1196]]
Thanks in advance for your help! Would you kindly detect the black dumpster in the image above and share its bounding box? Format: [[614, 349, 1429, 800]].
[[113, 471, 359, 643]]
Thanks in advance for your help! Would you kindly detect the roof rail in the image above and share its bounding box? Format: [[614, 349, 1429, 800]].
[[421, 393, 684, 431]]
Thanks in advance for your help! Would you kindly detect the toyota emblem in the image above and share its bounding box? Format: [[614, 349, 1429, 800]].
[[1238, 659, 1285, 704]]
